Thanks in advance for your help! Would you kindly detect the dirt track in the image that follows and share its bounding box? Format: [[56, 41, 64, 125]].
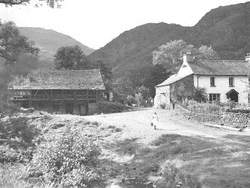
[[84, 108, 250, 144], [39, 108, 250, 187]]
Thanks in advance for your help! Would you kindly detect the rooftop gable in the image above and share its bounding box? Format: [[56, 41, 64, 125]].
[[10, 69, 106, 90]]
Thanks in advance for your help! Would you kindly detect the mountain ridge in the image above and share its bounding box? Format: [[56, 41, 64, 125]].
[[19, 27, 94, 64], [88, 1, 250, 80]]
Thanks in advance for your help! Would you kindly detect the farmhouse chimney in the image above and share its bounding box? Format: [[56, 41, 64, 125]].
[[183, 52, 192, 63], [245, 53, 250, 63], [183, 54, 188, 64]]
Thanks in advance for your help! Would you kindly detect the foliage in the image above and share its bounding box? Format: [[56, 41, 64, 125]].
[[54, 45, 89, 70], [97, 101, 130, 113], [0, 54, 41, 113], [198, 45, 219, 60], [187, 100, 223, 115], [193, 87, 207, 102], [29, 128, 102, 187], [152, 40, 219, 67], [136, 86, 150, 100], [156, 164, 202, 188], [134, 86, 152, 107], [0, 164, 31, 188], [113, 76, 135, 100], [0, 21, 39, 112], [153, 40, 187, 66], [0, 21, 38, 65], [126, 95, 137, 106], [0, 117, 40, 163], [143, 64, 171, 97]]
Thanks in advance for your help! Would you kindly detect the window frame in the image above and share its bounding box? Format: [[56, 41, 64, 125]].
[[229, 76, 234, 87], [210, 76, 215, 87], [209, 93, 220, 103]]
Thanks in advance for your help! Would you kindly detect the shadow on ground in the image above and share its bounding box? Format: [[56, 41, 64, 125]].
[[102, 134, 250, 188]]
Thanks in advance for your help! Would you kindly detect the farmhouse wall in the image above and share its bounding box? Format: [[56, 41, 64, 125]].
[[194, 75, 249, 104], [154, 85, 170, 109]]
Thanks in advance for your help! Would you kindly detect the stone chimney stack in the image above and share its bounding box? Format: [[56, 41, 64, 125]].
[[183, 54, 188, 64], [183, 52, 192, 63], [245, 53, 250, 63]]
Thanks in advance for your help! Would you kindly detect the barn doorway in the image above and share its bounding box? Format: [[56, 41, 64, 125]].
[[65, 103, 74, 114], [226, 89, 239, 102]]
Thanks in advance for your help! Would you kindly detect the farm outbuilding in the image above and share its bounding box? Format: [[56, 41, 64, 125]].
[[9, 69, 106, 115]]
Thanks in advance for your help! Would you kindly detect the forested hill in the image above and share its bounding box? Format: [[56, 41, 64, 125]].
[[88, 2, 250, 79]]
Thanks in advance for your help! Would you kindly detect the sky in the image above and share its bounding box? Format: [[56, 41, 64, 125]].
[[0, 0, 247, 49]]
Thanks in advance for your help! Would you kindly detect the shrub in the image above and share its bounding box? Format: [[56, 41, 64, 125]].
[[193, 88, 207, 103], [29, 128, 102, 187], [160, 103, 166, 109], [156, 164, 202, 188], [0, 117, 40, 163], [126, 95, 137, 106], [187, 100, 222, 114], [97, 101, 130, 114]]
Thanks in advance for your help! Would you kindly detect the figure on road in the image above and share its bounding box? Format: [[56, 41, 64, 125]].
[[151, 112, 159, 130]]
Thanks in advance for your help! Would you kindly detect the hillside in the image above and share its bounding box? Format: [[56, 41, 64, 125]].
[[19, 27, 94, 63], [89, 2, 250, 80]]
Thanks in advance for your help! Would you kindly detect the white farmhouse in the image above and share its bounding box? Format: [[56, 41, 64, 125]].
[[154, 54, 250, 108]]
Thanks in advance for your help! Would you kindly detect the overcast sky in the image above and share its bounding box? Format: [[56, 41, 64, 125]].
[[0, 0, 247, 49]]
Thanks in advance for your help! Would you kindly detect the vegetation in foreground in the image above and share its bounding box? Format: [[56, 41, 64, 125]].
[[1, 111, 250, 188]]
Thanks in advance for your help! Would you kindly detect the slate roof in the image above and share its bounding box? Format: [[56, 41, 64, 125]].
[[156, 59, 250, 87], [189, 60, 250, 76], [10, 69, 106, 90], [156, 72, 192, 87]]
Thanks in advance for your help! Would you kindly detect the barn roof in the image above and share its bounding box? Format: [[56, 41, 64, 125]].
[[189, 60, 250, 76], [10, 69, 106, 90]]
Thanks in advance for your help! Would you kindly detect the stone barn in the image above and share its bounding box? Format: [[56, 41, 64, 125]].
[[9, 69, 106, 115]]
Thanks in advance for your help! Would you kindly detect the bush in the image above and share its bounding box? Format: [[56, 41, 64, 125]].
[[156, 164, 202, 188], [29, 128, 102, 187], [126, 95, 137, 106], [193, 88, 207, 103], [187, 100, 222, 114], [160, 103, 166, 109], [97, 101, 130, 114], [0, 117, 40, 163]]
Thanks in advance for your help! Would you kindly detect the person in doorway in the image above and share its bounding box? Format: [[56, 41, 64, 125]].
[[151, 112, 159, 130]]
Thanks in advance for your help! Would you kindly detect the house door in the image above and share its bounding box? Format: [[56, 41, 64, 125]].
[[226, 89, 239, 102], [65, 103, 74, 114]]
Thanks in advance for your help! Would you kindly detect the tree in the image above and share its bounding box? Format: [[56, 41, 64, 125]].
[[0, 0, 63, 8], [198, 45, 219, 60], [0, 21, 38, 65], [153, 40, 187, 66], [143, 64, 171, 97], [54, 45, 89, 70], [152, 40, 219, 67], [0, 21, 39, 112]]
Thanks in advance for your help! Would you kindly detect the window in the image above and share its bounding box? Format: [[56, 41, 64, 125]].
[[229, 77, 234, 87], [210, 77, 215, 87], [209, 93, 220, 103]]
